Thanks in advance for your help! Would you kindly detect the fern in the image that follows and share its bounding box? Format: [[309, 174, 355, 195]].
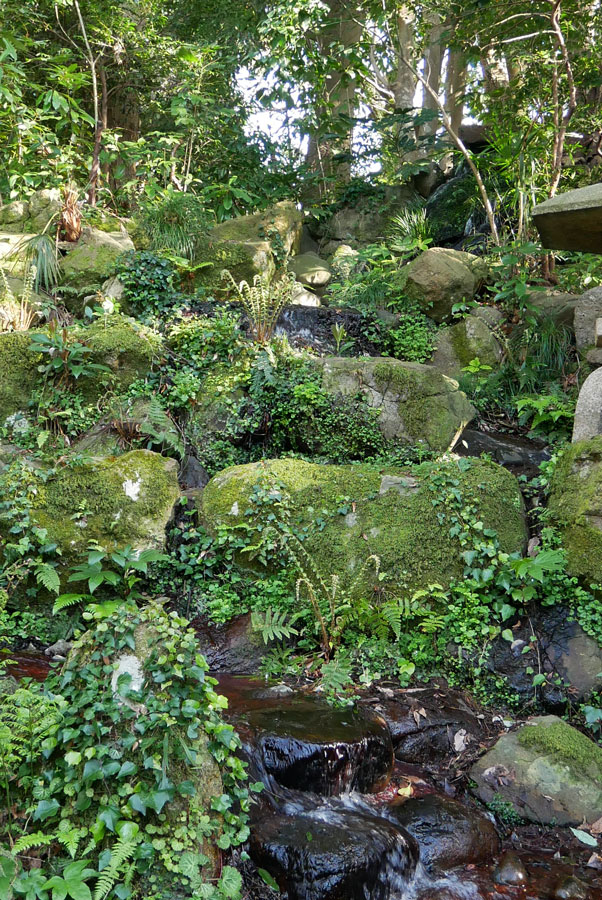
[[35, 562, 60, 596], [12, 831, 54, 854], [221, 269, 294, 342], [93, 833, 139, 900], [53, 593, 87, 614], [251, 608, 299, 644]]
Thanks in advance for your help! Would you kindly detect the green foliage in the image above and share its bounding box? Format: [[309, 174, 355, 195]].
[[0, 599, 251, 900], [21, 234, 60, 293], [29, 323, 111, 387], [138, 193, 213, 259], [387, 312, 437, 363], [113, 252, 183, 322], [388, 207, 434, 261]]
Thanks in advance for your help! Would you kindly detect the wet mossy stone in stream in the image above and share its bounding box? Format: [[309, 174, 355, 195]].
[[236, 694, 393, 795], [200, 457, 526, 593], [250, 795, 419, 900], [548, 437, 602, 583], [471, 715, 602, 825], [318, 357, 475, 452], [8, 450, 180, 576]]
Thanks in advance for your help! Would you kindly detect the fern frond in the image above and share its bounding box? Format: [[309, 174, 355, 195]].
[[12, 831, 54, 853], [35, 562, 60, 596], [52, 593, 86, 614], [93, 837, 138, 900]]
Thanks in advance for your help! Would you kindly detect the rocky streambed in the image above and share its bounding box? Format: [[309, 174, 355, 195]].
[[4, 654, 600, 898]]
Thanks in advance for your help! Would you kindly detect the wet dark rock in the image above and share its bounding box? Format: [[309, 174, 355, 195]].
[[360, 686, 481, 765], [237, 695, 393, 795], [179, 455, 209, 491], [493, 851, 528, 885], [249, 795, 418, 900], [274, 305, 384, 355], [387, 794, 500, 872], [554, 875, 590, 899], [474, 604, 602, 707], [457, 428, 550, 477], [193, 614, 270, 675]]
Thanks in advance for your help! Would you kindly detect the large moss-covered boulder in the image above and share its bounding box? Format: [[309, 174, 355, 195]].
[[77, 315, 161, 393], [200, 457, 526, 591], [323, 185, 416, 246], [61, 226, 134, 290], [0, 316, 160, 426], [319, 357, 475, 451], [430, 314, 502, 378], [403, 248, 488, 323], [24, 450, 179, 569], [471, 716, 602, 825], [548, 438, 602, 583], [194, 202, 303, 292]]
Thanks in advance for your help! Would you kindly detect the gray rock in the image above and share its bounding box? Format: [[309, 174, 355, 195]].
[[61, 227, 135, 291], [527, 291, 578, 328], [470, 604, 602, 706], [533, 183, 602, 253], [573, 368, 602, 442], [288, 251, 332, 288], [430, 314, 502, 379], [45, 639, 72, 658], [575, 286, 602, 349], [403, 248, 488, 323], [472, 306, 504, 328], [554, 876, 589, 899], [471, 715, 602, 825], [388, 794, 500, 872], [290, 282, 321, 307], [319, 356, 476, 451]]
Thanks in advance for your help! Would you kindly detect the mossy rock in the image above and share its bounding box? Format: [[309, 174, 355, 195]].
[[318, 356, 475, 452], [471, 715, 602, 825], [0, 315, 160, 425], [0, 232, 32, 275], [61, 226, 135, 291], [23, 450, 180, 573], [200, 457, 526, 592], [548, 438, 602, 583], [193, 202, 303, 293], [0, 331, 40, 424], [430, 314, 502, 379], [403, 248, 488, 323], [74, 314, 162, 395]]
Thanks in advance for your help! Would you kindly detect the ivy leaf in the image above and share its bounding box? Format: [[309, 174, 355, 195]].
[[128, 794, 147, 815], [34, 798, 60, 821]]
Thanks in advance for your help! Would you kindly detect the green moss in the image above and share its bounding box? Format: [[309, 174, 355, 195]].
[[193, 236, 273, 292], [0, 332, 39, 423], [201, 456, 526, 590], [75, 315, 161, 394], [518, 719, 602, 779], [32, 450, 179, 567], [548, 438, 602, 582]]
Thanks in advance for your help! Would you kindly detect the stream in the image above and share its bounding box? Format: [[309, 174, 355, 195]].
[[3, 655, 599, 899]]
